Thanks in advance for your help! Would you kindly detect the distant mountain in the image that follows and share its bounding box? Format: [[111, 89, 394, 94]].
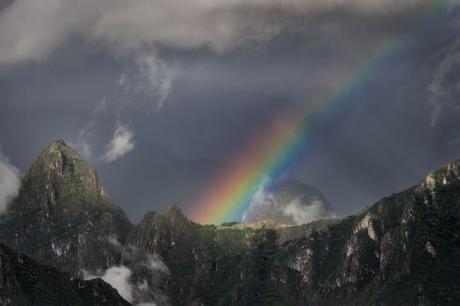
[[0, 243, 129, 306], [0, 140, 459, 305], [242, 179, 331, 225]]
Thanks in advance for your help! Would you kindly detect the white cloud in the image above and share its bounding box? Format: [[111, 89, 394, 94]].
[[103, 125, 135, 162], [283, 198, 331, 226], [85, 265, 134, 302], [0, 149, 20, 213], [0, 0, 443, 64], [121, 244, 170, 275], [84, 244, 169, 306], [102, 266, 134, 302]]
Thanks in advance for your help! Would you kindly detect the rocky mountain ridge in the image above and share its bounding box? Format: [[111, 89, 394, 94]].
[[0, 140, 458, 305], [126, 159, 460, 305]]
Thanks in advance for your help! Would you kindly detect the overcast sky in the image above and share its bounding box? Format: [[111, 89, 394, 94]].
[[1, 0, 460, 222]]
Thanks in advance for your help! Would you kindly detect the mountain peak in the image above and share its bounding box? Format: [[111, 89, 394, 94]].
[[15, 140, 111, 211], [31, 139, 93, 182], [40, 139, 82, 162], [49, 138, 67, 146], [2, 141, 133, 275], [166, 204, 187, 219]]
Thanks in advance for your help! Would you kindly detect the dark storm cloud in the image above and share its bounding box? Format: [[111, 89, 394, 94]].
[[0, 0, 436, 64], [0, 1, 460, 221]]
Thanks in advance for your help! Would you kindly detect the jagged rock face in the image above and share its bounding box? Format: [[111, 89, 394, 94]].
[[128, 206, 266, 305], [128, 162, 460, 305], [126, 206, 209, 304], [242, 179, 331, 226], [0, 141, 459, 305], [0, 140, 133, 275], [0, 243, 130, 306]]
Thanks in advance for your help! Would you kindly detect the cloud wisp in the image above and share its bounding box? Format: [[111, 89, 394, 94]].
[[129, 52, 177, 110], [283, 198, 331, 226], [84, 242, 170, 306], [72, 50, 176, 162], [428, 36, 460, 126], [0, 148, 20, 213], [103, 125, 135, 163], [97, 266, 134, 302]]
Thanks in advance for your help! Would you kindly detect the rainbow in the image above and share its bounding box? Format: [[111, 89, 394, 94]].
[[190, 0, 452, 225]]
